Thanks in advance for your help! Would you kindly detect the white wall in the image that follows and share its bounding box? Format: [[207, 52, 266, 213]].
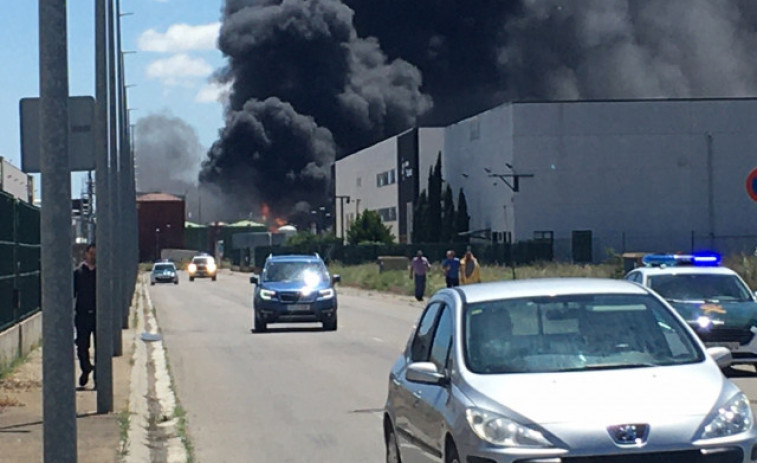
[[335, 136, 400, 241], [510, 100, 757, 259], [443, 105, 515, 237]]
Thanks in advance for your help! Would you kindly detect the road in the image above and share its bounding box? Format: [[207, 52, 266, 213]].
[[149, 271, 757, 463], [148, 270, 424, 463]]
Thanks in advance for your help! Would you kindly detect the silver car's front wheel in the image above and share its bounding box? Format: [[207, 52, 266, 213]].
[[386, 427, 401, 463]]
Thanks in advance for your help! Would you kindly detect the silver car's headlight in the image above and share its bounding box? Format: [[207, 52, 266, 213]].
[[465, 408, 553, 447], [699, 393, 753, 439], [259, 289, 276, 301]]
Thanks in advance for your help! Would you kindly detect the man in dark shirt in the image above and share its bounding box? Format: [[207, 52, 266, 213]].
[[74, 243, 96, 387], [442, 250, 461, 288]]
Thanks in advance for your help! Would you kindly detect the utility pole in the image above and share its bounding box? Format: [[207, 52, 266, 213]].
[[95, 0, 114, 414], [39, 0, 77, 461], [117, 0, 134, 327], [107, 0, 123, 357]]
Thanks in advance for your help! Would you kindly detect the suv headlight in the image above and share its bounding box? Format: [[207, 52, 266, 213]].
[[317, 288, 335, 300], [188, 263, 197, 273], [259, 289, 276, 301], [698, 393, 753, 439], [465, 408, 553, 447], [207, 263, 217, 273]]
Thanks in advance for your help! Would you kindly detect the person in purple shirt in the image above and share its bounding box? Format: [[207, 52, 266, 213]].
[[442, 249, 461, 288], [409, 250, 431, 301]]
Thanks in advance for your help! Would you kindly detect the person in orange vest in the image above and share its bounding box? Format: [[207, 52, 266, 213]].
[[460, 246, 481, 285]]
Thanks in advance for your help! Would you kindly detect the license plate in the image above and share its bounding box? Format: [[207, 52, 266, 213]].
[[288, 304, 310, 312], [706, 342, 740, 351]]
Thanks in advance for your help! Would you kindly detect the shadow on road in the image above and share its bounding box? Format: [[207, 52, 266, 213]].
[[250, 326, 331, 334]]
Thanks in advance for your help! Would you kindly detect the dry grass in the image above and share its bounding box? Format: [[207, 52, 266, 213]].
[[329, 254, 757, 297]]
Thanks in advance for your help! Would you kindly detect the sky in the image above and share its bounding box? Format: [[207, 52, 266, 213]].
[[0, 0, 226, 197]]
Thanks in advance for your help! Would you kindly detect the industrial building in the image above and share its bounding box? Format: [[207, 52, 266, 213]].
[[137, 193, 185, 262], [334, 98, 757, 261]]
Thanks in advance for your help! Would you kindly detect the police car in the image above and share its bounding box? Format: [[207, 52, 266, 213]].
[[625, 253, 757, 365]]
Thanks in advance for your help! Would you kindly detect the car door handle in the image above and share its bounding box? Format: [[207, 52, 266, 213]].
[[412, 390, 422, 400], [391, 378, 401, 387]]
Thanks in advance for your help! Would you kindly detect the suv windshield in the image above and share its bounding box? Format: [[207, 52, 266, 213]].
[[464, 293, 703, 374], [262, 262, 327, 283], [193, 257, 212, 265], [649, 274, 753, 303], [154, 264, 175, 272]]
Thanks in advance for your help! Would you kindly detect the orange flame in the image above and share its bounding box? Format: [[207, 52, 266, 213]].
[[275, 217, 287, 227]]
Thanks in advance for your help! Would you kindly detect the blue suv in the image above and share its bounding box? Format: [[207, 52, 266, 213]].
[[250, 254, 340, 332]]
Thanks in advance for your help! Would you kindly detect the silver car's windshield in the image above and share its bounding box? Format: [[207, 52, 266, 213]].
[[649, 274, 753, 303], [464, 293, 703, 374], [262, 262, 327, 283], [154, 264, 174, 272]]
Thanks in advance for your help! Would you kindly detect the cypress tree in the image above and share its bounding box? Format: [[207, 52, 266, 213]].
[[427, 153, 443, 242], [455, 188, 470, 244], [413, 190, 429, 243], [441, 184, 455, 243]]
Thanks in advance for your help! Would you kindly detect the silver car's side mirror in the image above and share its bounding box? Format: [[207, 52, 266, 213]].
[[753, 290, 757, 299], [706, 346, 733, 369], [405, 362, 448, 386]]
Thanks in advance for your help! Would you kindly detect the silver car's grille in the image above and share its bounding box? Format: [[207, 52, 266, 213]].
[[559, 448, 743, 463]]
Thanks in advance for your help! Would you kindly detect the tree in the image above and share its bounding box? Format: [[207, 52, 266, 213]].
[[427, 153, 443, 242], [346, 210, 394, 245], [441, 184, 456, 243], [455, 188, 470, 243], [412, 190, 429, 243]]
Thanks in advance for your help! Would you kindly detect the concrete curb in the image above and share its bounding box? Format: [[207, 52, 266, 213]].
[[125, 276, 188, 463]]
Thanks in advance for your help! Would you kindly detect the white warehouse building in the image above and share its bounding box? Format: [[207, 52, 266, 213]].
[[335, 98, 757, 261]]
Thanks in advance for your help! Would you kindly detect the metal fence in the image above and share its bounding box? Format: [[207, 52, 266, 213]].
[[0, 190, 41, 331]]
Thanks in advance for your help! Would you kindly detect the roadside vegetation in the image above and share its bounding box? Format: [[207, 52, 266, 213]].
[[328, 253, 757, 297]]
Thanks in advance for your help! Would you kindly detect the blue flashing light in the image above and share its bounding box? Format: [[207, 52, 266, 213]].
[[642, 252, 721, 267]]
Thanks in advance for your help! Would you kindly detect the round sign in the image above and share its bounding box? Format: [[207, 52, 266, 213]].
[[748, 168, 757, 202]]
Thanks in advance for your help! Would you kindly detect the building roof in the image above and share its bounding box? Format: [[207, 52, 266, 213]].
[[137, 193, 183, 202]]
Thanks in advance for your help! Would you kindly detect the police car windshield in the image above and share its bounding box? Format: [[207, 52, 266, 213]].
[[649, 274, 753, 303], [263, 262, 327, 283], [464, 294, 703, 374], [154, 264, 174, 272]]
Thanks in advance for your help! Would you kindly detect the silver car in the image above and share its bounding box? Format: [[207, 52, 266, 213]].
[[384, 278, 757, 463]]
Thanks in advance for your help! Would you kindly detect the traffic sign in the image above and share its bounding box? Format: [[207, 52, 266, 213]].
[[747, 167, 757, 202]]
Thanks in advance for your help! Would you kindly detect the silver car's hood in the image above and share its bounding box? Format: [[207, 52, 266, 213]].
[[463, 362, 724, 425]]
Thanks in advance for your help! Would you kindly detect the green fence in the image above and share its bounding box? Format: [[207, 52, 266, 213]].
[[249, 240, 554, 269], [0, 190, 41, 332]]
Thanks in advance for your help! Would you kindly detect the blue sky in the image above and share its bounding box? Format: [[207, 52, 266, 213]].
[[0, 0, 226, 196]]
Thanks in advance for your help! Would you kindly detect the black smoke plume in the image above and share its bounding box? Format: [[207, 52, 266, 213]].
[[135, 113, 228, 223], [203, 0, 757, 222], [201, 0, 432, 219]]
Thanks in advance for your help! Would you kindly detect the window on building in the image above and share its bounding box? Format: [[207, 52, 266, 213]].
[[377, 207, 398, 222], [388, 169, 396, 184], [534, 231, 554, 242]]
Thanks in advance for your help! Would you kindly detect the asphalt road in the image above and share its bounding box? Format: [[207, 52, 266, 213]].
[[148, 270, 424, 463], [149, 271, 757, 463]]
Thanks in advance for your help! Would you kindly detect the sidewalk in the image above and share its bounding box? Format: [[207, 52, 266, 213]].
[[0, 317, 135, 462]]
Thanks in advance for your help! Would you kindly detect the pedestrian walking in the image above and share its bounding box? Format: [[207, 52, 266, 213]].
[[460, 246, 482, 285], [442, 250, 460, 288], [74, 243, 96, 388], [409, 250, 431, 301]]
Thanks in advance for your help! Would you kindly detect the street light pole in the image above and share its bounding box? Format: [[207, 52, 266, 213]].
[[39, 0, 77, 460]]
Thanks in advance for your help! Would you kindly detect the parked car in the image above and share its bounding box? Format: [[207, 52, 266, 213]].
[[384, 278, 755, 463], [625, 253, 757, 366], [150, 261, 178, 285], [250, 254, 340, 332], [187, 254, 217, 282]]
